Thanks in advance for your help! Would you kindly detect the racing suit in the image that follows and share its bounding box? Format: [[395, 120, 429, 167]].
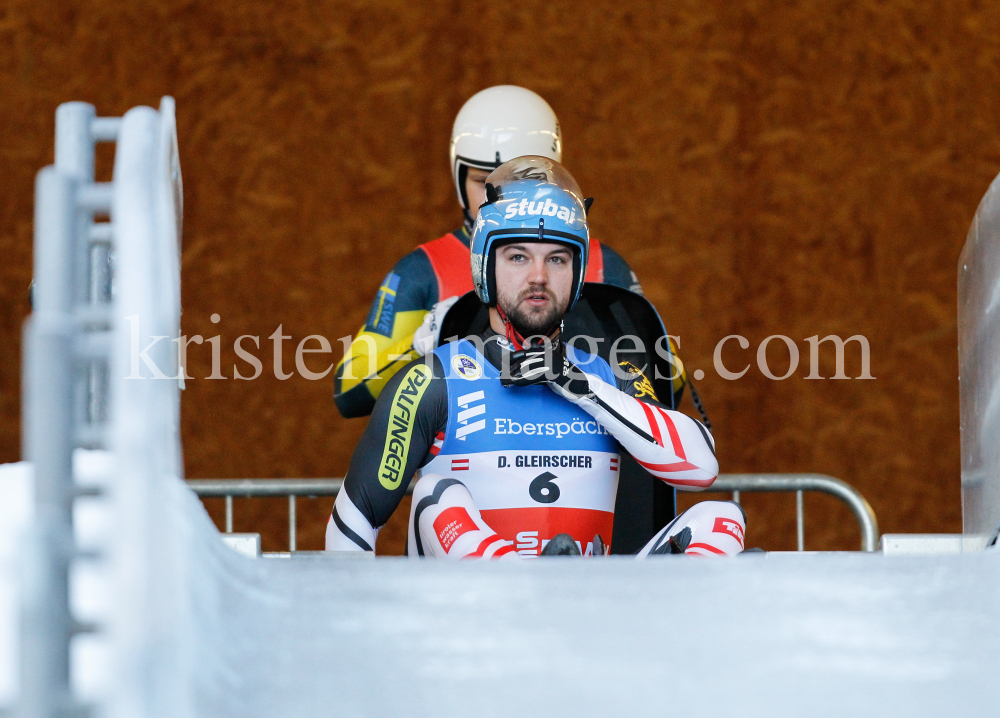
[[326, 331, 745, 558], [333, 227, 647, 418]]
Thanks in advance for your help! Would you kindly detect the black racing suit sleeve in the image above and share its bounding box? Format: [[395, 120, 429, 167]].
[[600, 243, 644, 294], [342, 353, 449, 529], [614, 360, 665, 404]]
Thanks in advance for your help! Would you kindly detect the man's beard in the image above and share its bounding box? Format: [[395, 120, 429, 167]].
[[496, 284, 569, 339]]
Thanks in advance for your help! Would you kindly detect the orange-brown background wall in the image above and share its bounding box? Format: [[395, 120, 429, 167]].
[[3, 1, 998, 552]]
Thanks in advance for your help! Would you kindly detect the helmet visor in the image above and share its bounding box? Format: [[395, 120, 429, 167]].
[[486, 155, 585, 205]]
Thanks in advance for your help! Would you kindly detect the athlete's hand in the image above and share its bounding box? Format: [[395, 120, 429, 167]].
[[501, 342, 593, 402], [412, 295, 460, 356], [500, 344, 553, 387]]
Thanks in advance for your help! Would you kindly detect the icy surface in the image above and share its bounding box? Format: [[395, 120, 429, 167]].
[[5, 456, 998, 716], [180, 502, 999, 717]]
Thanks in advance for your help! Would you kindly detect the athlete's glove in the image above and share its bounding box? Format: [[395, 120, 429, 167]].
[[501, 344, 553, 387], [412, 295, 459, 356], [501, 342, 594, 403]]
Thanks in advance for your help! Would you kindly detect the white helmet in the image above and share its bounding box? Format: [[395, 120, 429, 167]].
[[450, 86, 562, 221]]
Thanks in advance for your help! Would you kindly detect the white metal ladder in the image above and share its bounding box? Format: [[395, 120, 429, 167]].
[[19, 98, 182, 718]]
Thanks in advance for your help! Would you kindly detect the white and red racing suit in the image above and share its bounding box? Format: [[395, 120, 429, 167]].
[[326, 332, 745, 558]]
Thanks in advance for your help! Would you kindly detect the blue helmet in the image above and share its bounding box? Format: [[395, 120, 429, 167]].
[[470, 156, 590, 309]]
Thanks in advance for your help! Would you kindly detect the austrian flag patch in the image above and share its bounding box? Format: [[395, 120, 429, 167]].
[[451, 458, 469, 472]]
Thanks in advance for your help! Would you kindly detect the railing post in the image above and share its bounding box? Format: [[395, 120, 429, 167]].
[[55, 102, 96, 181], [225, 495, 233, 533], [20, 168, 79, 718], [18, 97, 180, 718], [289, 495, 297, 552], [796, 490, 804, 551]]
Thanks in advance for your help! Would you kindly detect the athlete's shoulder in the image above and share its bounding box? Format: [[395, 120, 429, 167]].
[[417, 228, 470, 253], [417, 229, 475, 301], [567, 344, 616, 384], [369, 353, 449, 428], [599, 243, 643, 294], [362, 249, 437, 336], [390, 245, 436, 281], [363, 231, 465, 333], [615, 360, 659, 402]]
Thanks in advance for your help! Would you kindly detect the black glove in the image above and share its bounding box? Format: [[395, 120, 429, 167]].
[[501, 344, 556, 387], [501, 342, 593, 402]]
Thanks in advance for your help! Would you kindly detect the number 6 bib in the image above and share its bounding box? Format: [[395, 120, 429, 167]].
[[419, 339, 621, 557]]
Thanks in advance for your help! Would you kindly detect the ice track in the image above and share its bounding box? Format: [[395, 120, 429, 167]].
[[191, 540, 1000, 717], [4, 457, 999, 717]]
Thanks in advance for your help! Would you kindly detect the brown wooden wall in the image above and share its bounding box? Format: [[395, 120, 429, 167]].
[[3, 0, 999, 552]]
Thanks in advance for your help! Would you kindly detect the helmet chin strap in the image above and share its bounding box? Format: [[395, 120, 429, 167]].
[[495, 304, 561, 351], [494, 304, 525, 350]]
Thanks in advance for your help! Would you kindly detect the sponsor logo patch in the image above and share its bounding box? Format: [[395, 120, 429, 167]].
[[713, 516, 745, 547], [452, 354, 482, 380], [618, 361, 657, 401], [365, 272, 401, 336], [455, 390, 486, 440], [503, 197, 577, 223], [480, 507, 614, 558], [494, 417, 609, 438], [377, 363, 432, 490], [434, 506, 477, 553]]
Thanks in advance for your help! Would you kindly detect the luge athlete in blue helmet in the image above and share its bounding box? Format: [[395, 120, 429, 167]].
[[326, 157, 744, 558]]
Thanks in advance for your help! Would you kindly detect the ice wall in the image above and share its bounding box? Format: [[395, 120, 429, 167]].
[[959, 171, 1000, 539]]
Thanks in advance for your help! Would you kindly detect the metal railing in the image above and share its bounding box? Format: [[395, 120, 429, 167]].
[[187, 479, 346, 552], [187, 472, 880, 553], [712, 474, 879, 552]]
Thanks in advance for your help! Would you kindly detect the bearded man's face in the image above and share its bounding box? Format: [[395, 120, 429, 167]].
[[493, 242, 574, 338]]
